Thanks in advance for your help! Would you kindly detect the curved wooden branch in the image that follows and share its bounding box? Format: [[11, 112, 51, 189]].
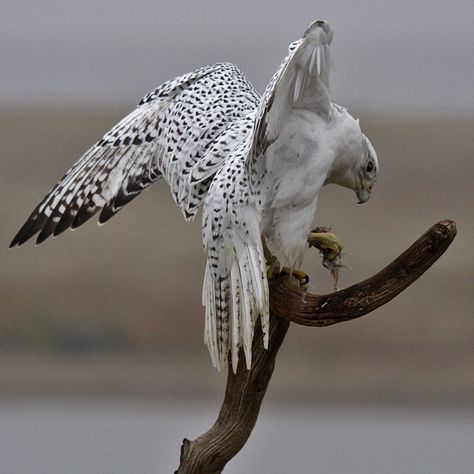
[[270, 220, 457, 326], [176, 314, 289, 474], [176, 220, 456, 473]]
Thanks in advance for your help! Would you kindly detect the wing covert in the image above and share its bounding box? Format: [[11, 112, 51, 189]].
[[11, 63, 259, 247]]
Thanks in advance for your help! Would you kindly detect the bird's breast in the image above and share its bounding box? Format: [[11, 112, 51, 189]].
[[260, 109, 331, 211], [256, 110, 333, 268]]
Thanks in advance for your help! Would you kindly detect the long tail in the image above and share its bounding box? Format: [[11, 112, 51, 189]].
[[203, 237, 269, 372]]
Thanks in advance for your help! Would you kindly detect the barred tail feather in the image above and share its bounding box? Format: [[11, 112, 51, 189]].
[[229, 260, 241, 372], [203, 237, 269, 373], [215, 275, 230, 370], [203, 265, 219, 368]]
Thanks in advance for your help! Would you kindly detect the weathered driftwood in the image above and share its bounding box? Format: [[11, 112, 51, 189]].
[[176, 220, 456, 474]]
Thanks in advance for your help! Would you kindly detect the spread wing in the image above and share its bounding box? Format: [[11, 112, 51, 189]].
[[10, 19, 335, 375], [250, 20, 334, 171], [10, 63, 259, 247]]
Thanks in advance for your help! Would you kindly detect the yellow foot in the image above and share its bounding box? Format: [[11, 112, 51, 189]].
[[307, 227, 343, 263], [280, 267, 310, 289], [308, 227, 345, 292]]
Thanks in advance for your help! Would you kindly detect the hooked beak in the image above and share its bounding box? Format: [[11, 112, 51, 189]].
[[356, 180, 372, 204]]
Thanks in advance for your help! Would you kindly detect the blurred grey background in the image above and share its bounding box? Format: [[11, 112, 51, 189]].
[[1, 1, 473, 473]]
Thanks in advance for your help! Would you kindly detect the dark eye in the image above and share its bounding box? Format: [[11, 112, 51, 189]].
[[366, 160, 374, 173]]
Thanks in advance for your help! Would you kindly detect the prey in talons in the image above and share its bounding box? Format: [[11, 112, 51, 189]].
[[308, 227, 346, 291]]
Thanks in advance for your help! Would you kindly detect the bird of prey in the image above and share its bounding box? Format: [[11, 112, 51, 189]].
[[10, 20, 378, 372]]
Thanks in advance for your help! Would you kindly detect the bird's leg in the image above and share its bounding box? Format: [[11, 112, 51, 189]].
[[308, 226, 345, 291], [266, 255, 280, 279], [262, 237, 309, 289], [262, 237, 280, 280]]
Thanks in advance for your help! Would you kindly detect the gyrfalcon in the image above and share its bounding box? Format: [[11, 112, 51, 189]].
[[10, 20, 379, 372]]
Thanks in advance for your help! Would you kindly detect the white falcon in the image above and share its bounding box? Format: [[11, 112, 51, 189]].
[[11, 20, 378, 372]]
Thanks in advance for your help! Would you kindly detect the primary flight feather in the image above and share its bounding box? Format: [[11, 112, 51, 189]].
[[11, 20, 378, 372]]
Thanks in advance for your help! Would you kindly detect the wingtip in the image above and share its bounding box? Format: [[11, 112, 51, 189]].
[[9, 232, 41, 248], [98, 205, 116, 226], [35, 218, 59, 245], [304, 19, 333, 42], [9, 231, 20, 248], [9, 210, 51, 248], [71, 206, 96, 230], [35, 231, 50, 246], [10, 229, 33, 248]]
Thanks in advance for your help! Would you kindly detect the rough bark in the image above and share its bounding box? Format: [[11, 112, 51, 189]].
[[175, 315, 289, 474], [176, 220, 456, 473]]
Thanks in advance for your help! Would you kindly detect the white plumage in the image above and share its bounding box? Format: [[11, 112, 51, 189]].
[[11, 20, 378, 372]]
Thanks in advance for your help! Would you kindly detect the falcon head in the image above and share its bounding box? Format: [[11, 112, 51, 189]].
[[325, 130, 378, 204], [355, 135, 378, 204]]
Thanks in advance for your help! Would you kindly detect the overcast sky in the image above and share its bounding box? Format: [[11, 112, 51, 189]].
[[2, 0, 473, 115]]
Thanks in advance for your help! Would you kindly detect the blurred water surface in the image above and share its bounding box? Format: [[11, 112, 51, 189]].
[[2, 400, 473, 474]]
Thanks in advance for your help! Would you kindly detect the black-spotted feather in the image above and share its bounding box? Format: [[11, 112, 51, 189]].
[[202, 134, 269, 372], [11, 21, 339, 375], [11, 63, 259, 247]]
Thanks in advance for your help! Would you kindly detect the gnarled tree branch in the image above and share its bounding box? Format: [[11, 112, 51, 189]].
[[270, 219, 457, 326], [176, 220, 456, 473], [176, 314, 289, 474]]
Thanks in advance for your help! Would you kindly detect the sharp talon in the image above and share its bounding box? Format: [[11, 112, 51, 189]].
[[280, 267, 310, 289]]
